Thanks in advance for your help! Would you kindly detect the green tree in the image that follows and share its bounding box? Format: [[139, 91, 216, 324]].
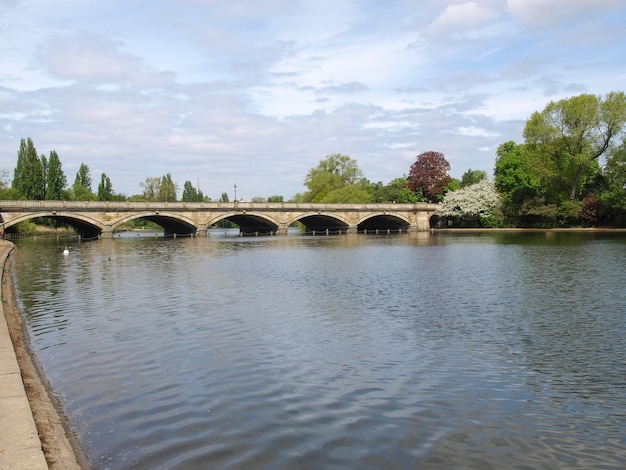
[[40, 154, 48, 198], [322, 184, 372, 203], [603, 138, 626, 190], [45, 150, 67, 200], [159, 173, 177, 201], [72, 163, 93, 200], [182, 181, 196, 202], [494, 141, 542, 225], [304, 171, 341, 202], [13, 138, 45, 199], [139, 174, 178, 201], [97, 173, 114, 201], [523, 91, 626, 201], [182, 180, 204, 202], [445, 177, 461, 193], [460, 169, 488, 188], [303, 154, 364, 202], [597, 137, 626, 225], [370, 177, 424, 203], [220, 192, 229, 202], [267, 195, 284, 202]]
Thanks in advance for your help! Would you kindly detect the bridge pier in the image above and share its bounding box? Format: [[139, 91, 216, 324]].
[[415, 211, 437, 231], [196, 223, 208, 237], [100, 225, 114, 239], [276, 224, 289, 236]]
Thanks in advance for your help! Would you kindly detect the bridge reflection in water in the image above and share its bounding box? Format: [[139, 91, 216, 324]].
[[0, 200, 442, 238]]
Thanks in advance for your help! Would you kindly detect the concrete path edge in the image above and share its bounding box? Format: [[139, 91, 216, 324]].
[[0, 241, 49, 469]]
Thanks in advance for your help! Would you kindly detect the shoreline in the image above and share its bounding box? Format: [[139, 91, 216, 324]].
[[1, 241, 89, 469], [435, 227, 626, 232]]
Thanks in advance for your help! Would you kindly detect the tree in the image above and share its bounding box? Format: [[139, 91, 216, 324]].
[[220, 192, 229, 202], [13, 138, 45, 199], [97, 173, 113, 201], [322, 184, 372, 203], [139, 174, 177, 201], [40, 154, 48, 198], [494, 142, 535, 195], [267, 195, 284, 202], [72, 163, 93, 200], [494, 141, 542, 223], [604, 138, 626, 192], [182, 180, 204, 202], [182, 181, 196, 202], [303, 154, 364, 202], [45, 150, 67, 200], [0, 170, 16, 199], [370, 177, 424, 203], [159, 173, 177, 201], [597, 137, 626, 225], [407, 151, 451, 202], [460, 169, 488, 188], [441, 180, 501, 227], [523, 91, 626, 201], [74, 163, 92, 190], [140, 177, 161, 201]]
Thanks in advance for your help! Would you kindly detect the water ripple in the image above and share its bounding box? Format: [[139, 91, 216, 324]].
[[10, 233, 626, 469]]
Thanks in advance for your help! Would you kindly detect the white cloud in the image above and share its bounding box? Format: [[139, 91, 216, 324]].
[[507, 0, 621, 27], [456, 126, 500, 138], [427, 2, 498, 36]]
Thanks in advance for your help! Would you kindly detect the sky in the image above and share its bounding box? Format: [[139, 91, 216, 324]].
[[1, 0, 625, 200]]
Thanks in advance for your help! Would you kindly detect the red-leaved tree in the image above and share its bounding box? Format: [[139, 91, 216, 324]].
[[407, 151, 451, 202]]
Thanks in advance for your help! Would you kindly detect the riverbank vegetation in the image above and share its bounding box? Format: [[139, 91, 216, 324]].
[[2, 91, 625, 228]]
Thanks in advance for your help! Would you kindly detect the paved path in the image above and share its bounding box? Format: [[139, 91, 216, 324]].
[[0, 243, 48, 469]]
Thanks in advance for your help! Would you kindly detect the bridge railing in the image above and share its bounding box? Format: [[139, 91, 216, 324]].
[[0, 200, 442, 211]]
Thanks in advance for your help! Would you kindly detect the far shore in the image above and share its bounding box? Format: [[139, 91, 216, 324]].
[[435, 227, 626, 233]]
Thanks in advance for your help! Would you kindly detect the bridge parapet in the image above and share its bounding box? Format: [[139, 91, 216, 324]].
[[0, 200, 441, 210]]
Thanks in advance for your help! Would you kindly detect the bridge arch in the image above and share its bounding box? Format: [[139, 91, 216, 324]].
[[286, 212, 352, 234], [206, 212, 280, 235], [112, 212, 198, 236], [356, 212, 411, 232], [2, 211, 104, 239], [429, 214, 446, 229]]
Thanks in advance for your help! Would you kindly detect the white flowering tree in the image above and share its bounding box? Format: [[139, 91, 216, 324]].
[[441, 180, 501, 227]]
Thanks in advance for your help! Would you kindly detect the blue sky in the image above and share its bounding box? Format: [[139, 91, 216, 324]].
[[1, 0, 625, 200]]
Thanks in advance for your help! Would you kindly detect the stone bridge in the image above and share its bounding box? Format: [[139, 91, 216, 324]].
[[0, 200, 442, 238]]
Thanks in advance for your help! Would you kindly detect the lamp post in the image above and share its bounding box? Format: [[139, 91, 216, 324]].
[[234, 183, 237, 202]]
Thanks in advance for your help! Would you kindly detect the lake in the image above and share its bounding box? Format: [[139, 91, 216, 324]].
[[10, 230, 626, 469]]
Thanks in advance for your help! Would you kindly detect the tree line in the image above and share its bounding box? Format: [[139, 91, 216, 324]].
[[3, 91, 625, 227], [0, 138, 286, 204], [489, 91, 626, 227], [1, 138, 208, 203], [296, 91, 626, 228]]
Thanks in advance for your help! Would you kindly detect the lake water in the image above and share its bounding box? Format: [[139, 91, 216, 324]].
[[10, 231, 626, 469]]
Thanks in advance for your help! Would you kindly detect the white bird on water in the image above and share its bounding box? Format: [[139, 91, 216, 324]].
[[63, 246, 69, 256]]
